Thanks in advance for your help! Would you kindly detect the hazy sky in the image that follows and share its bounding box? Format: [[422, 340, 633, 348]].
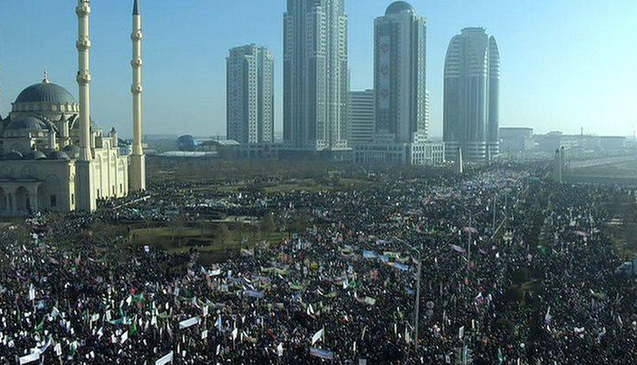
[[1, 0, 636, 138]]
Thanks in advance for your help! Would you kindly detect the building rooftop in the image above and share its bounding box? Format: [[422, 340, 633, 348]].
[[15, 81, 76, 104], [385, 1, 415, 16]]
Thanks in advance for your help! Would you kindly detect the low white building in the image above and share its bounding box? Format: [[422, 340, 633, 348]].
[[355, 133, 445, 166]]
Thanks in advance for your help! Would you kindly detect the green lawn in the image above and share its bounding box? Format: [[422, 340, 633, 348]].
[[129, 225, 288, 263]]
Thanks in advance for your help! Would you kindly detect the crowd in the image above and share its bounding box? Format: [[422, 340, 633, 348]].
[[0, 164, 635, 364]]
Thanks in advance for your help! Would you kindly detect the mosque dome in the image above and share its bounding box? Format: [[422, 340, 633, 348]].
[[6, 116, 49, 132], [62, 145, 81, 159], [15, 81, 76, 104], [71, 119, 99, 131], [177, 135, 198, 152], [3, 151, 24, 161], [47, 151, 70, 160], [24, 151, 48, 160], [385, 1, 415, 15]]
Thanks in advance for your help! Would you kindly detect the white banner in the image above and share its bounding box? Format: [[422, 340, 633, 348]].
[[19, 352, 39, 365], [155, 351, 174, 365], [179, 317, 201, 330]]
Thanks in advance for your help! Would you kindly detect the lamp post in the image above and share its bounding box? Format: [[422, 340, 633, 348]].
[[396, 237, 424, 351], [452, 202, 474, 279]]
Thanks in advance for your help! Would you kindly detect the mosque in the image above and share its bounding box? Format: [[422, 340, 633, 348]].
[[0, 0, 146, 215]]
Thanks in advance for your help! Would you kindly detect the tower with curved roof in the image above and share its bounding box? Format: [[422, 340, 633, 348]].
[[443, 27, 501, 163]]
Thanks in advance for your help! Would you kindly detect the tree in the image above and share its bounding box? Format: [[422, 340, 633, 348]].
[[290, 210, 310, 233], [216, 224, 231, 246], [260, 213, 276, 240]]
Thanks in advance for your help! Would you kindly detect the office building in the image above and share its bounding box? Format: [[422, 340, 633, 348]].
[[374, 1, 428, 143], [348, 90, 375, 146], [443, 27, 500, 162], [227, 44, 275, 144], [283, 0, 349, 152], [355, 2, 443, 165]]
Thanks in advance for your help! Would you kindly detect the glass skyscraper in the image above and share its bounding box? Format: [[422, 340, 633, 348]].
[[374, 1, 428, 144], [443, 27, 500, 162], [283, 0, 349, 151]]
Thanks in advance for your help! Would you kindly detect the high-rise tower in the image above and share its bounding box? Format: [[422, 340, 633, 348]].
[[443, 27, 501, 163], [374, 1, 428, 143], [227, 44, 275, 145], [130, 0, 146, 191], [283, 0, 348, 151], [75, 0, 96, 211]]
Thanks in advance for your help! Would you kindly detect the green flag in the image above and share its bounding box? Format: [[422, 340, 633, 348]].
[[129, 319, 138, 336]]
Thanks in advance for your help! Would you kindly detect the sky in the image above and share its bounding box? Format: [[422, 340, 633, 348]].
[[1, 0, 636, 138]]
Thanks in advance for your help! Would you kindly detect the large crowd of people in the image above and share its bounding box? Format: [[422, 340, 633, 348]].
[[0, 164, 635, 364]]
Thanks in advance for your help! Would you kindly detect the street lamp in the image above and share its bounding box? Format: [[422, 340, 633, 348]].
[[450, 201, 475, 278], [395, 237, 424, 351]]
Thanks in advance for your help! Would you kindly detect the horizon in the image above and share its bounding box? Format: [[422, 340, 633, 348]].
[[0, 0, 635, 138]]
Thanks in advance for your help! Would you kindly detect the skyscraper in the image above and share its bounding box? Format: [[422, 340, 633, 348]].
[[355, 2, 443, 166], [374, 1, 428, 143], [348, 90, 375, 146], [283, 0, 348, 151], [443, 27, 501, 162], [226, 44, 274, 144]]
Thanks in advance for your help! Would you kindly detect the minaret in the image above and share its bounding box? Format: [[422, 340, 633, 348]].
[[75, 0, 96, 211], [76, 0, 92, 161], [130, 0, 146, 191], [0, 37, 2, 119]]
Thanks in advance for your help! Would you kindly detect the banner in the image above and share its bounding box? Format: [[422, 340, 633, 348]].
[[383, 252, 400, 259], [451, 245, 467, 254], [310, 347, 334, 360], [179, 317, 201, 329], [362, 251, 378, 259], [155, 351, 174, 365], [19, 353, 39, 365], [289, 283, 304, 291], [201, 267, 222, 277], [243, 290, 265, 299], [392, 263, 409, 271]]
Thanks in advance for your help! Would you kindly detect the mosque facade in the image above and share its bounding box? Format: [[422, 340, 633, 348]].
[[0, 0, 146, 215]]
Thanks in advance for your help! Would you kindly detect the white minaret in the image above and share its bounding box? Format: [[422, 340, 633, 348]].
[[130, 0, 146, 191], [75, 0, 96, 211], [76, 0, 92, 161]]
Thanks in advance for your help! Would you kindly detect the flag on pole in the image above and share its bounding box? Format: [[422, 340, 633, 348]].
[[130, 320, 138, 336], [311, 328, 324, 345], [215, 316, 223, 331], [28, 284, 36, 301], [121, 331, 129, 344]]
